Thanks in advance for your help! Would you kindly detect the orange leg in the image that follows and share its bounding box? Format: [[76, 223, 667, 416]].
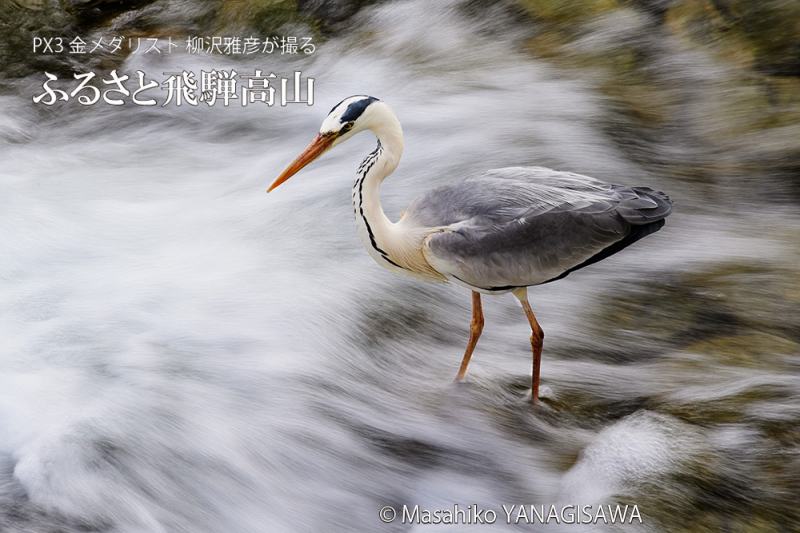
[[513, 288, 545, 403], [454, 291, 484, 382]]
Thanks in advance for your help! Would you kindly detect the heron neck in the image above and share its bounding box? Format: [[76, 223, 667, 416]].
[[353, 110, 404, 267], [362, 113, 403, 221]]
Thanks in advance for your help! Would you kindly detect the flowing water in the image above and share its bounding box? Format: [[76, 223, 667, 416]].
[[1, 1, 798, 531]]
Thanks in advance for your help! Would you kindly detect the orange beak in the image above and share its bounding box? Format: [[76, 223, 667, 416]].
[[268, 133, 335, 192]]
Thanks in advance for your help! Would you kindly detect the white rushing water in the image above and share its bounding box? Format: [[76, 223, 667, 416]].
[[1, 1, 797, 532]]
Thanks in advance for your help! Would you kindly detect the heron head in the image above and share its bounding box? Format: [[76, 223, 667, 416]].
[[268, 95, 380, 192]]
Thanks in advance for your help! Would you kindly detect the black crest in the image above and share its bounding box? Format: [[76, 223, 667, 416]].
[[329, 96, 379, 123]]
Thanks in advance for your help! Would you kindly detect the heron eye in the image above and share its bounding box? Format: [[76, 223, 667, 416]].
[[341, 121, 354, 134]]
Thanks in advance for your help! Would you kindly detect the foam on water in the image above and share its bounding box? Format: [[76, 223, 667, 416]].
[[1, 1, 796, 531]]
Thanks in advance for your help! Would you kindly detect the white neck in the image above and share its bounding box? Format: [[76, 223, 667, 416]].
[[351, 104, 405, 269], [350, 104, 443, 280]]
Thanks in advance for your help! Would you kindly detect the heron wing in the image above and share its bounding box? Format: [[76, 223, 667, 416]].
[[405, 167, 672, 290]]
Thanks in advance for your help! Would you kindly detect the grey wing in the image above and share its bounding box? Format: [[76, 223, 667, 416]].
[[406, 167, 672, 290]]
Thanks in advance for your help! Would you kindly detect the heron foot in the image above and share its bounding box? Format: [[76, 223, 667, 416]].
[[524, 385, 554, 404]]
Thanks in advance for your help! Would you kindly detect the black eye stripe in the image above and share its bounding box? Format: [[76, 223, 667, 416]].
[[339, 96, 379, 123]]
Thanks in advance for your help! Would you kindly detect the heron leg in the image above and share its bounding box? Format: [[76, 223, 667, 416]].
[[513, 288, 544, 404], [454, 291, 484, 382]]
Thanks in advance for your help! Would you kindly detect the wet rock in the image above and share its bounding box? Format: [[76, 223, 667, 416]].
[[67, 0, 159, 29], [0, 0, 75, 79], [664, 0, 800, 77], [297, 0, 376, 27], [589, 263, 800, 367], [214, 0, 302, 34], [632, 421, 800, 530], [515, 0, 800, 201], [518, 0, 622, 27]]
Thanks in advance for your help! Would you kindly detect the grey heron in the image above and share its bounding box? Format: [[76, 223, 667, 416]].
[[268, 95, 672, 404]]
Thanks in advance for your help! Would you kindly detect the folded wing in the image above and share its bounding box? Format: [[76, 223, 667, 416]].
[[405, 167, 672, 290]]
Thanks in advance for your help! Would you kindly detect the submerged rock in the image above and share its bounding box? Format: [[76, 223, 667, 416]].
[[516, 0, 800, 202], [590, 262, 800, 368]]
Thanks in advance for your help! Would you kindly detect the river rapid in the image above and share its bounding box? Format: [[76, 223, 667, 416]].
[[1, 1, 798, 531]]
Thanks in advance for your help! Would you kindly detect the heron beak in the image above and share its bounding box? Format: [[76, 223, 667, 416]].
[[268, 133, 335, 192]]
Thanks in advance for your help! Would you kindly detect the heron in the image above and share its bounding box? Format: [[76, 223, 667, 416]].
[[268, 95, 672, 403]]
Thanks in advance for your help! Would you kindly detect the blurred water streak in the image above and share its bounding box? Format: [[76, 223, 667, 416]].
[[1, 1, 798, 531]]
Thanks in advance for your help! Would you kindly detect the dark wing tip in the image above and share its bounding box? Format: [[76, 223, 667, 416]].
[[617, 187, 673, 224]]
